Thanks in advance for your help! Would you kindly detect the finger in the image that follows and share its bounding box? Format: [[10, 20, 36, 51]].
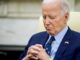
[[35, 44, 43, 48], [24, 53, 38, 60], [27, 44, 44, 58], [23, 54, 32, 60], [28, 45, 41, 52], [27, 45, 42, 55], [27, 48, 39, 55], [35, 44, 45, 52], [30, 55, 39, 60]]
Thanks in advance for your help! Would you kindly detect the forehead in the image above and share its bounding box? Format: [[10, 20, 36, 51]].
[[42, 3, 61, 16], [42, 2, 61, 13]]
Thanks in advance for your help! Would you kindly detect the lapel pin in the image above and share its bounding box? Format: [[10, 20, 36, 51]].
[[65, 41, 69, 44]]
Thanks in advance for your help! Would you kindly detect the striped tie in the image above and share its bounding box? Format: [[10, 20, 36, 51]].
[[45, 36, 55, 56]]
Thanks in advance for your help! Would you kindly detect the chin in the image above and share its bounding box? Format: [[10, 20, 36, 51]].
[[47, 31, 55, 35]]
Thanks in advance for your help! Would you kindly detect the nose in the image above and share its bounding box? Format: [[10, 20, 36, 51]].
[[44, 17, 50, 25]]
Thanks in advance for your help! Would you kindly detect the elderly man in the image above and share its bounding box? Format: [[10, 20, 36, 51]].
[[19, 0, 80, 60]]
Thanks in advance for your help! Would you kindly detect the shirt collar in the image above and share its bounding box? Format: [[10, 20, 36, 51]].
[[54, 26, 68, 43]]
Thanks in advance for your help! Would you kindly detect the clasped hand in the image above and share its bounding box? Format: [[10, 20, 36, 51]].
[[23, 44, 51, 60]]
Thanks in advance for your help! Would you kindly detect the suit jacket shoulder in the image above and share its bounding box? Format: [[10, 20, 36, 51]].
[[28, 31, 49, 46], [54, 28, 80, 60]]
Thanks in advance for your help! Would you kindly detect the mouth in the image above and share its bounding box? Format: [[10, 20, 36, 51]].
[[46, 28, 51, 31]]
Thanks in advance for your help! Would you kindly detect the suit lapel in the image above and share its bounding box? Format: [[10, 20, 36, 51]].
[[42, 32, 49, 48], [54, 28, 73, 60], [36, 31, 49, 47]]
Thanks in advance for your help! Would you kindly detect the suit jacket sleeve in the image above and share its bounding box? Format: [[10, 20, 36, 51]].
[[18, 35, 34, 60]]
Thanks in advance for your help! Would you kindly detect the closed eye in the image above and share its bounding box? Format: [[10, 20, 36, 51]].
[[48, 15, 56, 19]]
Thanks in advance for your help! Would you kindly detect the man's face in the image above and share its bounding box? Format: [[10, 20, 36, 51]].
[[42, 3, 68, 35]]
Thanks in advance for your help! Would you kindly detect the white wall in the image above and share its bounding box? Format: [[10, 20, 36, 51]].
[[68, 12, 80, 32], [0, 18, 39, 45], [0, 0, 41, 46]]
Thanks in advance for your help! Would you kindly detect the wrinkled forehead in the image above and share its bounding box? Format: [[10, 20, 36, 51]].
[[42, 0, 62, 8], [42, 2, 61, 12], [42, 0, 62, 10]]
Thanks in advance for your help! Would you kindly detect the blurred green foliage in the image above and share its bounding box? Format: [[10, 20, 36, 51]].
[[75, 0, 80, 4]]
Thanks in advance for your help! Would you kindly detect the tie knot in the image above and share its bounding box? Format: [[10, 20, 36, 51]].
[[48, 36, 55, 44], [50, 36, 55, 41]]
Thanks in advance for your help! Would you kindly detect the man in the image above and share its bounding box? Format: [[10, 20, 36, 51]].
[[19, 0, 80, 60]]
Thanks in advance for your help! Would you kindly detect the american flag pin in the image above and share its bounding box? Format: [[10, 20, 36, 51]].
[[65, 41, 69, 44]]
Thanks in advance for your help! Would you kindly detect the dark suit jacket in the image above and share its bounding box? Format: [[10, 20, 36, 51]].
[[18, 28, 80, 60]]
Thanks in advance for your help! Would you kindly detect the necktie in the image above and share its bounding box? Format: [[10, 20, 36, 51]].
[[44, 36, 55, 56]]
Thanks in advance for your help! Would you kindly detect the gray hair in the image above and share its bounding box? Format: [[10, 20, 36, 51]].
[[42, 0, 70, 15]]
